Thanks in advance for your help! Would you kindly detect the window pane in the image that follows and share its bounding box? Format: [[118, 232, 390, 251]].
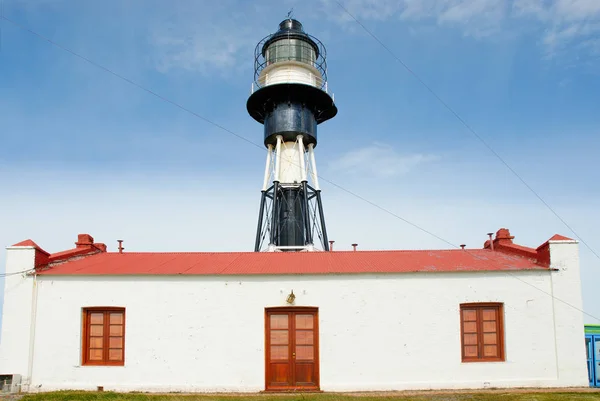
[[89, 337, 103, 348], [90, 313, 104, 324], [109, 325, 123, 336], [296, 345, 314, 360], [90, 324, 104, 336], [463, 322, 477, 333], [271, 345, 288, 360], [482, 308, 497, 321], [110, 313, 123, 325], [483, 333, 498, 345], [462, 309, 477, 321], [270, 330, 288, 345], [108, 349, 123, 361], [296, 330, 314, 345], [295, 314, 313, 329], [464, 333, 478, 345], [483, 321, 497, 332], [267, 39, 315, 65], [109, 337, 123, 348], [270, 314, 288, 329], [89, 349, 103, 361], [464, 346, 478, 357], [484, 345, 498, 357]]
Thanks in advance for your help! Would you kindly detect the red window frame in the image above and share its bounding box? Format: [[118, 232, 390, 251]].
[[460, 303, 505, 362], [81, 307, 125, 366]]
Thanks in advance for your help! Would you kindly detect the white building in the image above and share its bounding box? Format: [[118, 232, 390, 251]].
[[0, 228, 589, 393]]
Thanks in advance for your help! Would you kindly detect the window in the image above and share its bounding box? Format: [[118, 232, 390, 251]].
[[460, 303, 504, 362], [266, 39, 316, 66], [82, 307, 125, 366]]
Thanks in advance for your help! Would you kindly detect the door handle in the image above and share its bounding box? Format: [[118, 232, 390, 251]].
[[292, 352, 296, 358]]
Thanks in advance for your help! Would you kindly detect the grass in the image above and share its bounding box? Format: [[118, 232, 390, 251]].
[[13, 390, 600, 401]]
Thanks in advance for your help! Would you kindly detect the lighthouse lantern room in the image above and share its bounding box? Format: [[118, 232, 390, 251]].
[[247, 18, 338, 252]]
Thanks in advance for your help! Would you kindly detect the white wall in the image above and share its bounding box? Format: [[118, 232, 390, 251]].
[[549, 239, 588, 384], [21, 268, 587, 393], [0, 246, 36, 382]]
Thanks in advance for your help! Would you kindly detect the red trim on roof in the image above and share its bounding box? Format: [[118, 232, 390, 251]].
[[548, 234, 574, 241], [37, 249, 548, 276], [11, 234, 107, 269], [21, 229, 574, 276], [12, 239, 39, 247], [482, 228, 574, 266], [11, 239, 50, 255]]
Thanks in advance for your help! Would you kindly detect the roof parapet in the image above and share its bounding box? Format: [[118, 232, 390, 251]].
[[483, 228, 574, 267]]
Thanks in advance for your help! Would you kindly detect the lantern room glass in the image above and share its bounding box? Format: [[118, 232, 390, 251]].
[[266, 38, 316, 67]]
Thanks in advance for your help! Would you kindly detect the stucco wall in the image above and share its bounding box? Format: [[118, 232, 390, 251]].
[[21, 269, 587, 392], [0, 247, 36, 378]]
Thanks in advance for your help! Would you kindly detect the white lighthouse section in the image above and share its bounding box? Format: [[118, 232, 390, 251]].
[[258, 39, 324, 89], [259, 61, 323, 88], [263, 135, 318, 188], [279, 141, 304, 184]]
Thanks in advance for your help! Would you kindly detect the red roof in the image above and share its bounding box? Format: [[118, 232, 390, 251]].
[[12, 239, 40, 247], [11, 239, 49, 255], [548, 234, 574, 241], [37, 249, 547, 276]]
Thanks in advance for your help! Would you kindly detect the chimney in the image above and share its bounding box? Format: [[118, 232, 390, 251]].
[[494, 228, 515, 245], [460, 244, 466, 250], [487, 232, 494, 251], [75, 234, 94, 249], [329, 240, 334, 251], [117, 240, 124, 254], [352, 243, 358, 251]]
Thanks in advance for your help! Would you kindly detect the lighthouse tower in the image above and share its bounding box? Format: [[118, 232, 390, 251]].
[[248, 18, 337, 252]]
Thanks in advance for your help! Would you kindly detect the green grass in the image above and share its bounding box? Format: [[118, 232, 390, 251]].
[[14, 390, 600, 401]]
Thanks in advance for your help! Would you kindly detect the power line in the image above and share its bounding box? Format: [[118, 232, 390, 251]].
[[1, 15, 599, 322], [0, 268, 35, 277], [334, 0, 600, 262], [0, 17, 261, 152]]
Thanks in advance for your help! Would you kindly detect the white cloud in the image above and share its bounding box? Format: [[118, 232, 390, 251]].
[[147, 2, 260, 75], [515, 0, 600, 57], [326, 0, 507, 37], [331, 0, 600, 60], [151, 29, 252, 75], [329, 142, 437, 178], [330, 0, 403, 21]]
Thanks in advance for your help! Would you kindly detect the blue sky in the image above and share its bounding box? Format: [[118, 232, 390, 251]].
[[1, 0, 599, 326]]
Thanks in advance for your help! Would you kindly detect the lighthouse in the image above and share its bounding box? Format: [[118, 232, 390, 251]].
[[248, 18, 337, 252]]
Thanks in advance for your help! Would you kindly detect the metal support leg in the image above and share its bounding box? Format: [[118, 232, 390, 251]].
[[315, 190, 329, 251], [302, 181, 313, 245], [254, 191, 267, 252], [269, 181, 280, 246]]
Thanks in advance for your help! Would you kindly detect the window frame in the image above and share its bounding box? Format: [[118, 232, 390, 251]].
[[459, 302, 505, 363], [81, 306, 126, 366]]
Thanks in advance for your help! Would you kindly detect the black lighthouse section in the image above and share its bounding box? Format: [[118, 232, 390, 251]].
[[250, 19, 338, 252], [247, 83, 337, 147]]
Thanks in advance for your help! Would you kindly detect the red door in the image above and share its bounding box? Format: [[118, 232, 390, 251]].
[[265, 307, 319, 391]]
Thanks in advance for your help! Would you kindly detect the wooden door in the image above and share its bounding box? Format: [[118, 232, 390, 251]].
[[265, 307, 319, 391]]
